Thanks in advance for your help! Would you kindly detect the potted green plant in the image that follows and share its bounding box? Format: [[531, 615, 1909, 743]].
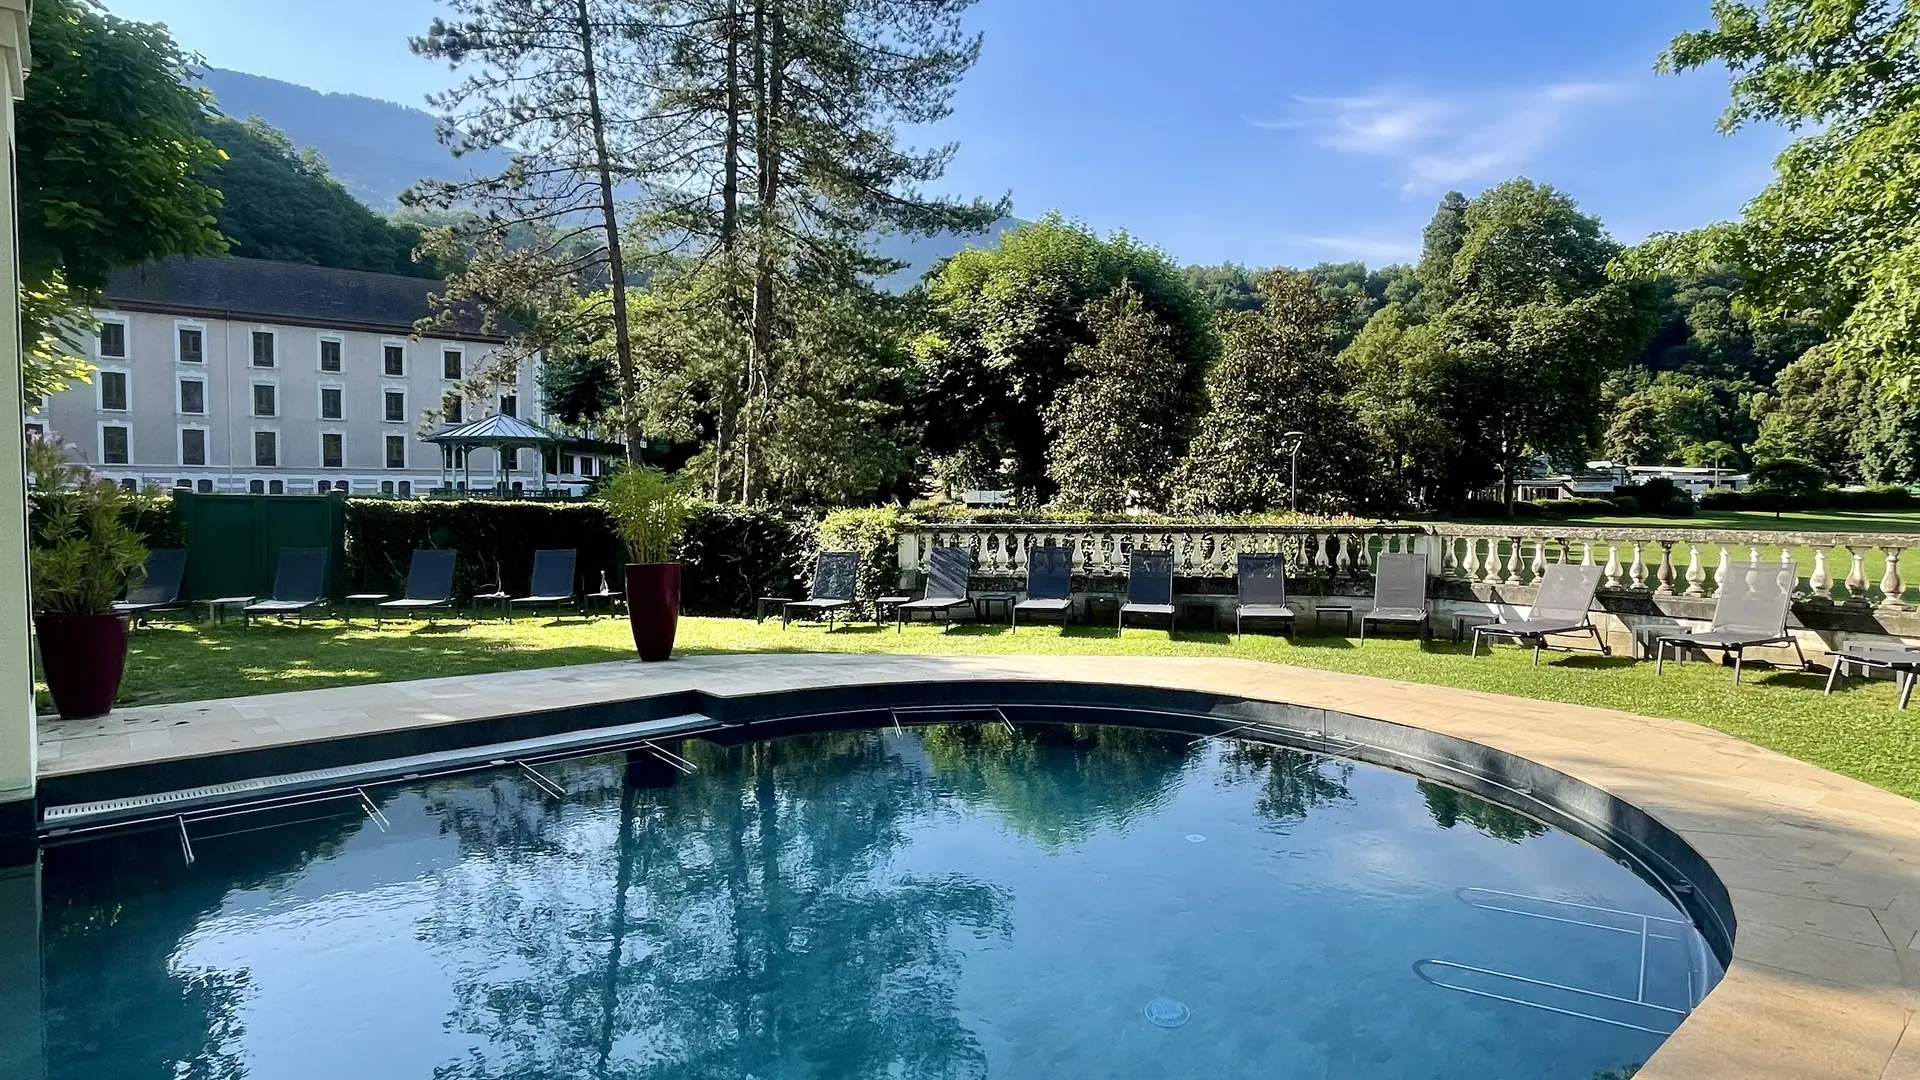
[[27, 440, 149, 718], [598, 464, 694, 661]]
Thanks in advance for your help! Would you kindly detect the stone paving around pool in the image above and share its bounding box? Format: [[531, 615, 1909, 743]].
[[35, 652, 1920, 1080]]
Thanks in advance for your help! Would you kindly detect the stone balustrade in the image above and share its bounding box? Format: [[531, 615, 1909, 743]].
[[896, 521, 1916, 611], [1430, 523, 1915, 610], [897, 522, 1428, 583]]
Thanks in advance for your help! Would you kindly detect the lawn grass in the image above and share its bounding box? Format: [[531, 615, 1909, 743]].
[[97, 612, 1920, 802]]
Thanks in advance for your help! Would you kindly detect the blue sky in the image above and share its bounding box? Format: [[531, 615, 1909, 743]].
[[109, 0, 1787, 268]]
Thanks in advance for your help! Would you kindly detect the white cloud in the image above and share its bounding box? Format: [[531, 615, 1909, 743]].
[[1249, 82, 1629, 193]]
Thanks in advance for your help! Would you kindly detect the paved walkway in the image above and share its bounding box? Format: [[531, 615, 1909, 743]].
[[36, 653, 1920, 1080]]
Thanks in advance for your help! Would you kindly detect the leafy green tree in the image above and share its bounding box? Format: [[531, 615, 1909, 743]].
[[1750, 344, 1865, 480], [1601, 373, 1734, 466], [1343, 181, 1656, 506], [1418, 781, 1547, 843], [17, 0, 226, 398], [1181, 262, 1263, 313], [1174, 270, 1379, 514], [1046, 283, 1189, 513], [917, 214, 1213, 500], [196, 113, 433, 277], [1662, 1, 1920, 384], [1749, 455, 1831, 501], [1341, 302, 1455, 506]]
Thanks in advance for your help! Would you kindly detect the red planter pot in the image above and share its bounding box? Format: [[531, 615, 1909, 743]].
[[36, 612, 130, 719], [625, 563, 682, 662]]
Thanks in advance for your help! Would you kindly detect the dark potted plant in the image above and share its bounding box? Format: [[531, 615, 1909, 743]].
[[599, 465, 694, 661], [27, 440, 149, 718]]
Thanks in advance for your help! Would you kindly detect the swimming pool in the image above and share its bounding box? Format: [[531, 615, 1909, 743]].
[[15, 708, 1718, 1079]]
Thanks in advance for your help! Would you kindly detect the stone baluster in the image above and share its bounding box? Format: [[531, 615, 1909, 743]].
[[1528, 538, 1547, 583], [1581, 540, 1595, 567], [1496, 537, 1517, 586], [1749, 544, 1763, 565], [1603, 544, 1623, 589], [1334, 533, 1352, 578], [1808, 546, 1833, 601], [1845, 546, 1869, 605], [1712, 546, 1730, 598], [1880, 547, 1907, 609], [1628, 542, 1648, 591], [1356, 534, 1375, 574], [1683, 544, 1706, 597], [1462, 537, 1482, 583], [1655, 541, 1677, 597]]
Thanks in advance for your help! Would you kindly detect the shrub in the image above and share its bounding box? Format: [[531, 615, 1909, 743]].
[[342, 499, 625, 601], [1535, 496, 1621, 518], [598, 465, 694, 564], [123, 491, 185, 548], [819, 506, 905, 602], [1608, 494, 1640, 513], [675, 504, 812, 615], [1830, 484, 1916, 510], [1698, 488, 1747, 509]]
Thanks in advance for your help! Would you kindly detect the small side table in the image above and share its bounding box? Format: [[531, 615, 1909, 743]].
[[1311, 602, 1355, 636], [1175, 598, 1219, 632], [875, 594, 911, 626], [473, 590, 511, 620], [1451, 612, 1500, 644], [345, 592, 388, 623], [974, 592, 1015, 623], [206, 595, 254, 624], [583, 589, 621, 618], [1082, 593, 1119, 627], [756, 596, 793, 623]]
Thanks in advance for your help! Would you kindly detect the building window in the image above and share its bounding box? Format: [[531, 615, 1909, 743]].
[[119, 478, 137, 492], [316, 480, 330, 494], [175, 478, 191, 490], [560, 452, 576, 474], [251, 330, 275, 367], [254, 430, 278, 467], [178, 326, 204, 363], [253, 383, 277, 417], [380, 480, 395, 495], [442, 349, 462, 379], [248, 479, 265, 495], [444, 392, 463, 424], [320, 387, 343, 420], [383, 344, 404, 376], [385, 435, 406, 469], [99, 370, 128, 411], [384, 389, 406, 423], [98, 321, 126, 359], [102, 425, 130, 465], [197, 479, 213, 493], [179, 379, 205, 415], [579, 456, 595, 477], [499, 393, 517, 418], [333, 480, 349, 492], [321, 432, 343, 468], [319, 338, 342, 372], [398, 480, 412, 497], [180, 428, 207, 466], [268, 479, 284, 495], [24, 422, 45, 442]]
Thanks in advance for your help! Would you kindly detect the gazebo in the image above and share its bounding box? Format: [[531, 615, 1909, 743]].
[[425, 414, 564, 494]]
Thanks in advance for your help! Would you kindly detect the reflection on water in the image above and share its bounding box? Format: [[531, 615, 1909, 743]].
[[19, 720, 1708, 1080]]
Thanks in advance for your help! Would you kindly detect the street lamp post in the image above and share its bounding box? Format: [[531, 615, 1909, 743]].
[[1282, 431, 1306, 513]]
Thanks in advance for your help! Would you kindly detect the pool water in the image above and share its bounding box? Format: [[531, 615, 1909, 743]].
[[20, 717, 1715, 1080]]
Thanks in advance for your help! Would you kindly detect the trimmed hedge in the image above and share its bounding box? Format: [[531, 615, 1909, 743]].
[[1698, 484, 1915, 512], [818, 506, 905, 603], [340, 498, 811, 617]]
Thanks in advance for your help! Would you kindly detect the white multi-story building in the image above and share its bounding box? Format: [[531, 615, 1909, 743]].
[[25, 256, 617, 495]]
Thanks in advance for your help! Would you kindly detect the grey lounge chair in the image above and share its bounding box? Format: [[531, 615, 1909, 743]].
[[112, 548, 189, 619], [1118, 550, 1175, 635], [509, 549, 578, 618], [1013, 546, 1074, 631], [897, 547, 973, 632], [784, 551, 858, 631], [1234, 553, 1294, 638], [378, 549, 458, 622], [1654, 561, 1808, 684], [1471, 563, 1609, 665], [243, 547, 330, 624], [1823, 644, 1920, 708], [1360, 552, 1429, 641]]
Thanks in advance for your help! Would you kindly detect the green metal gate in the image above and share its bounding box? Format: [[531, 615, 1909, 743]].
[[171, 492, 347, 601]]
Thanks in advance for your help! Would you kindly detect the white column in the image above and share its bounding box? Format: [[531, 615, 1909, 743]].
[[0, 0, 37, 859]]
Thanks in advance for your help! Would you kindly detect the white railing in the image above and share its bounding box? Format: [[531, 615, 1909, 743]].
[[897, 521, 1916, 609], [898, 523, 1428, 582], [1431, 524, 1914, 609]]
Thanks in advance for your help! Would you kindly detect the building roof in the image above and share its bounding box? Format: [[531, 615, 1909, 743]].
[[425, 413, 561, 446], [102, 256, 511, 342]]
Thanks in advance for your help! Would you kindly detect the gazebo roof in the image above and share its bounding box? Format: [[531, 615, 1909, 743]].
[[425, 413, 562, 447]]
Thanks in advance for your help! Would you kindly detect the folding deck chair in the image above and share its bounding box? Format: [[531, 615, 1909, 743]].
[[1360, 552, 1429, 641], [784, 551, 858, 631], [1118, 550, 1175, 635], [112, 548, 189, 620], [243, 547, 330, 625], [1013, 546, 1074, 631], [897, 547, 973, 632], [509, 549, 578, 619], [377, 549, 458, 622], [1471, 563, 1609, 665], [1654, 561, 1808, 685], [1233, 553, 1295, 638]]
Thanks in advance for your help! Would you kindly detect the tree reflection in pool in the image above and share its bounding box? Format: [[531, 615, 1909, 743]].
[[34, 718, 1711, 1080]]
